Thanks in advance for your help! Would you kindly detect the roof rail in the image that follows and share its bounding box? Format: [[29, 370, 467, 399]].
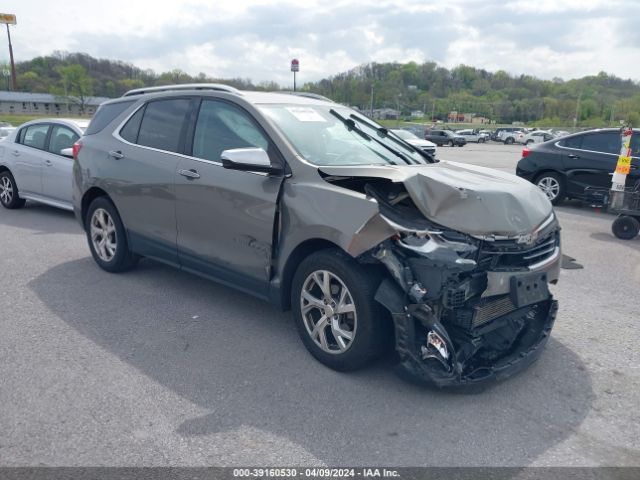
[[122, 83, 242, 97], [279, 91, 334, 102]]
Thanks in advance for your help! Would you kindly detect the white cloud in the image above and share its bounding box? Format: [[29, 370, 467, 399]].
[[2, 0, 639, 84]]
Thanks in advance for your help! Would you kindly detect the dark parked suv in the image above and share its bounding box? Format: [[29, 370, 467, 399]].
[[424, 129, 466, 147], [72, 84, 560, 387], [517, 128, 640, 204]]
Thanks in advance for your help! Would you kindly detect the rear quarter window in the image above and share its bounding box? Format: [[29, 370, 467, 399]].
[[85, 100, 136, 135]]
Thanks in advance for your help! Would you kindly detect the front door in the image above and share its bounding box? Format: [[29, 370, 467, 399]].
[[12, 123, 50, 195], [175, 99, 284, 298]]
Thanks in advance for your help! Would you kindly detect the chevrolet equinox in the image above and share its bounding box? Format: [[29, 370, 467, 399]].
[[72, 84, 561, 387]]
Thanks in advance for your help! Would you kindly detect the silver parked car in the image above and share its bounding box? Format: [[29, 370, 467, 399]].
[[72, 84, 561, 387], [0, 118, 88, 210]]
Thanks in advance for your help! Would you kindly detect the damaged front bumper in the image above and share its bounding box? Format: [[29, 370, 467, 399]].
[[371, 213, 561, 389]]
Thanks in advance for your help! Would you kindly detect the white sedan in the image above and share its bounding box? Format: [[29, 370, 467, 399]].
[[519, 130, 555, 145], [455, 129, 489, 143], [0, 118, 88, 211], [391, 129, 437, 157]]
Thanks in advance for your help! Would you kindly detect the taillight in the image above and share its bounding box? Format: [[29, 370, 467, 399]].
[[522, 147, 530, 158], [72, 141, 82, 160]]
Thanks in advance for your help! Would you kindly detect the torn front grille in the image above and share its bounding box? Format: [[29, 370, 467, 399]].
[[477, 230, 559, 270]]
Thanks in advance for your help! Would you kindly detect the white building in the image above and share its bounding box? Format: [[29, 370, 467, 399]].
[[0, 91, 110, 117]]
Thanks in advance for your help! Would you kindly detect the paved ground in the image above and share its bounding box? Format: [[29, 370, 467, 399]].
[[1, 143, 639, 467]]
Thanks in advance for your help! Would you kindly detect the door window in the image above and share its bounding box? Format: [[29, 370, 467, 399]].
[[561, 136, 582, 149], [192, 100, 269, 162], [18, 124, 50, 150], [48, 125, 79, 155], [137, 98, 191, 153], [580, 132, 620, 155]]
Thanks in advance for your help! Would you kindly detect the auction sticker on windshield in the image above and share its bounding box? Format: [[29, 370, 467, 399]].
[[286, 107, 326, 122]]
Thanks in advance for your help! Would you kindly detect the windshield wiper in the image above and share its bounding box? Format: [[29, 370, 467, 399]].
[[330, 109, 414, 165], [348, 114, 432, 164]]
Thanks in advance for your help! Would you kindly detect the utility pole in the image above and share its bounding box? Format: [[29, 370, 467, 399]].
[[573, 90, 582, 130], [0, 14, 17, 91], [370, 84, 374, 118]]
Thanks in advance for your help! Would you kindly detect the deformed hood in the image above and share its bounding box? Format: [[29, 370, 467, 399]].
[[319, 161, 553, 236]]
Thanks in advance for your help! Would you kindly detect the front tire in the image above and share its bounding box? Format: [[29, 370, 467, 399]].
[[535, 172, 565, 205], [612, 215, 640, 240], [505, 137, 514, 145], [291, 249, 390, 371], [448, 140, 454, 147], [85, 196, 138, 272], [0, 171, 26, 209]]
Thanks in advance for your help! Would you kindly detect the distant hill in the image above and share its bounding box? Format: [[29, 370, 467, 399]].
[[11, 51, 640, 126]]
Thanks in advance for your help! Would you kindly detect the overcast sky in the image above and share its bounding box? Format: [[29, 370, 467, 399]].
[[3, 0, 640, 86]]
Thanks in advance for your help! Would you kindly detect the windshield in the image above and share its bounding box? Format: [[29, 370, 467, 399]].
[[259, 104, 431, 166]]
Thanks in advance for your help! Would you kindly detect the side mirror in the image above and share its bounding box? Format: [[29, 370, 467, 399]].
[[60, 147, 74, 158], [221, 148, 281, 174]]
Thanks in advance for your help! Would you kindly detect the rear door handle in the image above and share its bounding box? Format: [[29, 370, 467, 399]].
[[568, 154, 580, 159], [11, 150, 19, 157], [178, 169, 200, 179], [108, 150, 124, 160], [45, 159, 53, 166]]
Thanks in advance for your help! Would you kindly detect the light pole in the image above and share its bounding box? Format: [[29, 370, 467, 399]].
[[0, 14, 17, 91]]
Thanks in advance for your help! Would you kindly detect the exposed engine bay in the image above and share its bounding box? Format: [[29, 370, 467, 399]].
[[323, 173, 561, 387]]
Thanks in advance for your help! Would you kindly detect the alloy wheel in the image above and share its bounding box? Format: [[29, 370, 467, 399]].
[[0, 176, 14, 205], [537, 176, 560, 201], [90, 208, 117, 262], [300, 270, 357, 354]]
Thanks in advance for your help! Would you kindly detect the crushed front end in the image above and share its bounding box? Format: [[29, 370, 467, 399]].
[[364, 186, 561, 388]]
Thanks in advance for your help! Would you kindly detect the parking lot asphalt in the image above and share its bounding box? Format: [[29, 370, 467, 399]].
[[1, 142, 639, 467]]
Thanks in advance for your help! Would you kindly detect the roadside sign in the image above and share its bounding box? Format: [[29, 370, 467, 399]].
[[611, 128, 633, 192], [0, 14, 16, 25], [291, 59, 299, 72]]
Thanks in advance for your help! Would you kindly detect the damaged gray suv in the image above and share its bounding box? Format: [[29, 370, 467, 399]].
[[72, 84, 560, 387]]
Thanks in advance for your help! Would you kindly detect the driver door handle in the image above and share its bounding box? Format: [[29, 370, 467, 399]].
[[108, 150, 124, 160], [45, 160, 53, 166], [178, 169, 200, 179], [568, 154, 580, 159]]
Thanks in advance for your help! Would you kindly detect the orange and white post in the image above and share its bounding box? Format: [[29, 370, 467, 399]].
[[610, 127, 633, 209]]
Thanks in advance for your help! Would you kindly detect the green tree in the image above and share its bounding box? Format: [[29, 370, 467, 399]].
[[52, 64, 95, 114]]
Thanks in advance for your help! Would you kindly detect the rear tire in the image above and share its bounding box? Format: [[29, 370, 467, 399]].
[[612, 215, 640, 240], [291, 249, 390, 371], [535, 172, 565, 205], [448, 140, 454, 147], [0, 171, 26, 209], [85, 196, 139, 272], [505, 137, 514, 145]]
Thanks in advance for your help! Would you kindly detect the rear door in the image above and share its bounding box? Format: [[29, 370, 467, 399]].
[[560, 131, 620, 196], [175, 98, 284, 297], [12, 123, 50, 195], [41, 124, 80, 203], [110, 97, 193, 265]]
